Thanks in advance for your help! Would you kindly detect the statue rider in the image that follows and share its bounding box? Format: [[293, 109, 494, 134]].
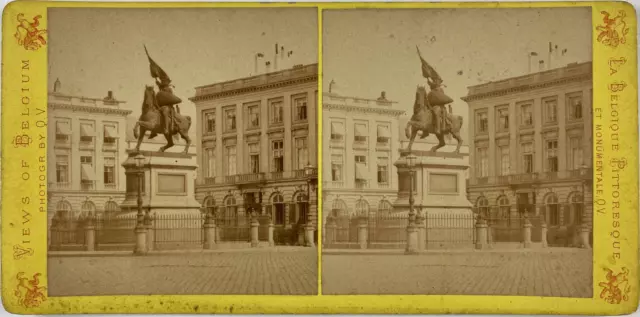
[[155, 80, 181, 135], [145, 45, 182, 135], [417, 46, 453, 135]]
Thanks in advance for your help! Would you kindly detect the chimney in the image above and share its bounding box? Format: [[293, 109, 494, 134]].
[[107, 91, 114, 99], [53, 78, 61, 93], [539, 60, 545, 71]]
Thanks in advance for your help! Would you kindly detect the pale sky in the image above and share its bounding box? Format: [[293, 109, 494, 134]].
[[323, 8, 592, 139], [48, 8, 318, 124]]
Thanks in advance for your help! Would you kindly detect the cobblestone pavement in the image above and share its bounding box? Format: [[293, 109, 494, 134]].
[[48, 248, 317, 296], [322, 249, 593, 297]]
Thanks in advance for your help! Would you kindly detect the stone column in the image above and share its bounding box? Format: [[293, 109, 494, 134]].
[[84, 218, 96, 252], [357, 216, 368, 249], [540, 221, 548, 248], [305, 224, 315, 248], [250, 215, 259, 248], [50, 217, 60, 251], [522, 216, 532, 248], [475, 216, 488, 250]]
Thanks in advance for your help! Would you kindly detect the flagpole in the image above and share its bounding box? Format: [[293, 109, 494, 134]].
[[528, 54, 531, 73]]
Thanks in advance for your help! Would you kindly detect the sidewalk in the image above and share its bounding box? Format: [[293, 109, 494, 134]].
[[322, 246, 591, 256], [49, 246, 316, 258]]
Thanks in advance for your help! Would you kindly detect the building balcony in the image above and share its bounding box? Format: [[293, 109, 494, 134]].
[[201, 169, 315, 187], [377, 182, 391, 189], [49, 182, 71, 190], [102, 141, 117, 152], [81, 181, 95, 191], [355, 180, 369, 189], [468, 168, 593, 187], [104, 183, 118, 190], [323, 181, 344, 189]]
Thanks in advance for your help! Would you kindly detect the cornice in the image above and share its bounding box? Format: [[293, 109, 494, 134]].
[[190, 76, 317, 102], [461, 74, 591, 102], [49, 103, 133, 116], [323, 103, 406, 117]]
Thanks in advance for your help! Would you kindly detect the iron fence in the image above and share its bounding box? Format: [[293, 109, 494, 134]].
[[153, 213, 205, 250], [368, 213, 406, 244], [95, 215, 137, 250], [215, 212, 250, 242], [424, 213, 475, 248]]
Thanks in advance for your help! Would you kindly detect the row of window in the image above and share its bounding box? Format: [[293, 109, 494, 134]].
[[203, 95, 308, 134], [475, 92, 584, 134], [203, 194, 310, 226], [55, 154, 117, 188], [204, 137, 309, 177], [330, 155, 389, 185], [54, 200, 120, 221], [329, 199, 393, 217], [475, 193, 583, 227], [475, 136, 583, 177], [329, 122, 391, 146], [55, 121, 118, 146]]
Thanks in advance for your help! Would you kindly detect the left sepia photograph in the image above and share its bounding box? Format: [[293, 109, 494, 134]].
[[46, 7, 319, 296]]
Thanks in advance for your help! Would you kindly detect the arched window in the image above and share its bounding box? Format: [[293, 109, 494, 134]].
[[331, 199, 348, 218], [378, 200, 393, 216], [294, 192, 309, 225], [476, 196, 489, 217], [220, 196, 237, 226], [55, 200, 73, 222], [204, 196, 216, 215], [355, 199, 369, 216], [569, 192, 583, 225], [272, 193, 285, 225], [497, 196, 510, 220], [104, 201, 119, 214], [545, 193, 560, 226], [80, 200, 96, 220]]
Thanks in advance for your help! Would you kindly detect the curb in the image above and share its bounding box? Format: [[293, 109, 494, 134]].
[[48, 247, 317, 258], [322, 248, 591, 256]]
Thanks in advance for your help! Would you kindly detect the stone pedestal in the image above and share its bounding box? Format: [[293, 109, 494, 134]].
[[85, 223, 96, 252], [522, 218, 532, 248], [393, 152, 474, 250], [357, 217, 368, 249], [120, 151, 202, 251], [540, 222, 548, 248], [250, 218, 259, 248]]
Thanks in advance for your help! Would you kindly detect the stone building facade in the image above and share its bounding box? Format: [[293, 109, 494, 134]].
[[322, 90, 404, 228], [47, 79, 131, 225], [191, 64, 318, 241], [462, 62, 593, 245]]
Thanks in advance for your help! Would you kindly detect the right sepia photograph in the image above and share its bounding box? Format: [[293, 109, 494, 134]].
[[321, 8, 594, 296]]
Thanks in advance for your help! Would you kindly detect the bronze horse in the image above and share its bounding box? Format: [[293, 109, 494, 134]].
[[404, 85, 464, 153], [133, 86, 192, 153]]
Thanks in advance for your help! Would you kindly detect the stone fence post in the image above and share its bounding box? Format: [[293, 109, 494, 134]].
[[475, 215, 488, 250], [522, 216, 532, 248], [357, 216, 368, 249], [203, 212, 217, 250], [250, 214, 259, 248], [84, 216, 96, 252], [540, 221, 548, 248], [325, 217, 336, 247], [415, 212, 426, 250], [580, 223, 591, 249], [50, 217, 60, 251], [145, 212, 154, 252], [268, 215, 275, 247]]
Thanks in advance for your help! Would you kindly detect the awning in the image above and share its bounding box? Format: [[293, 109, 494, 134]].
[[56, 122, 71, 135], [355, 163, 367, 180], [81, 164, 96, 181], [80, 125, 95, 137], [330, 122, 344, 136], [104, 126, 118, 138], [377, 126, 390, 138], [354, 125, 367, 137]]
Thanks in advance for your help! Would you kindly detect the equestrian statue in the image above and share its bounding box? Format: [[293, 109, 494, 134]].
[[404, 46, 464, 153], [133, 46, 192, 153]]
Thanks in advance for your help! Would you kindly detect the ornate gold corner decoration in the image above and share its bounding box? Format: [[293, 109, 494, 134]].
[[15, 272, 47, 308], [13, 245, 34, 260], [598, 267, 632, 304], [596, 10, 630, 48], [14, 13, 48, 51], [12, 133, 33, 148]]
